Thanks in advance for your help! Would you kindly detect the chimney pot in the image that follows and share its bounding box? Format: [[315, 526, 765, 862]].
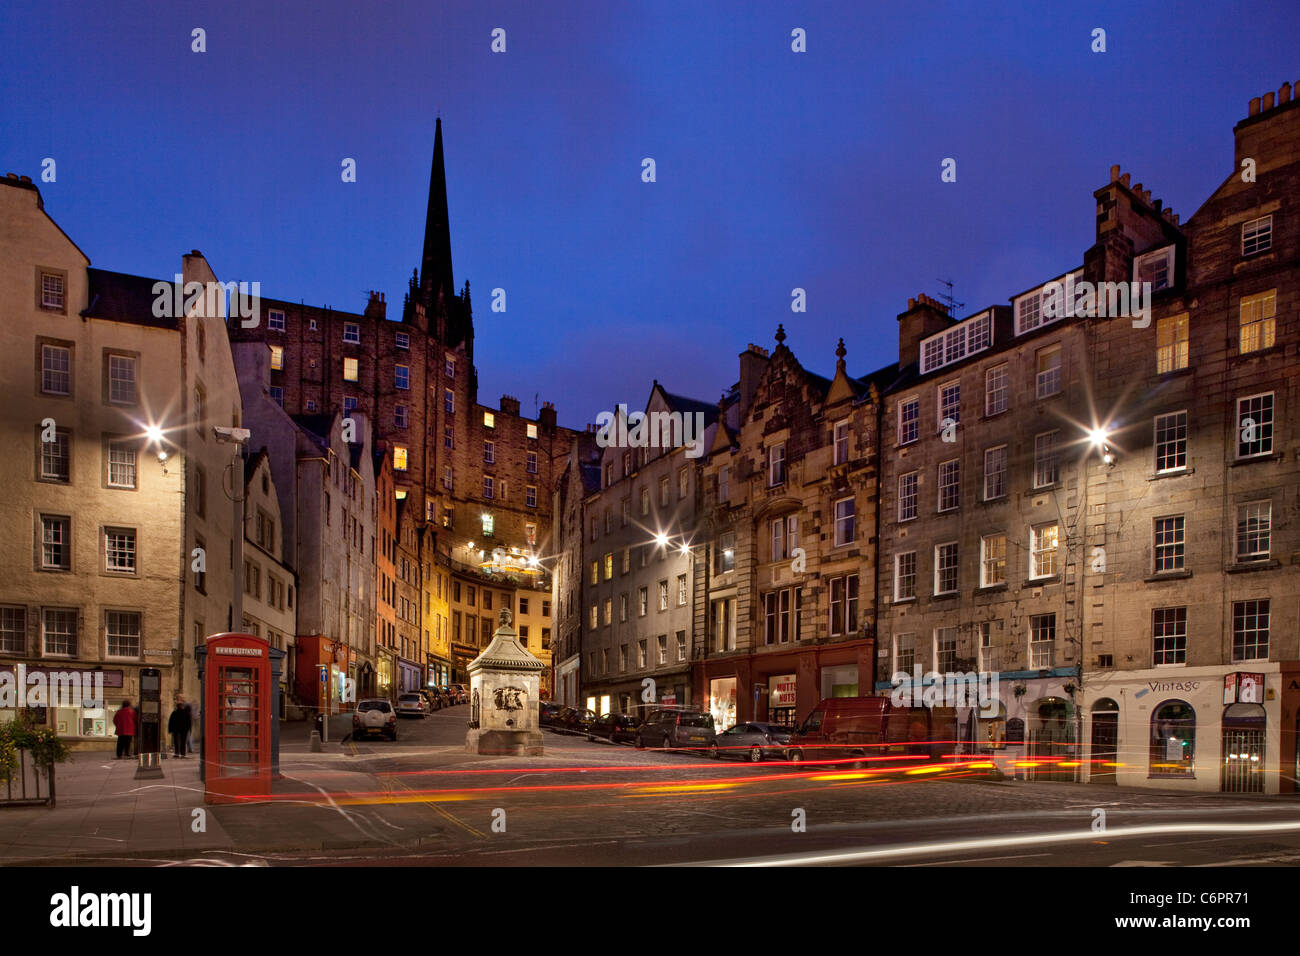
[[1119, 173, 1130, 188], [18, 175, 31, 184], [1110, 164, 1120, 182], [1281, 82, 1293, 104], [1153, 198, 1163, 212], [1263, 92, 1276, 110], [1250, 96, 1261, 115], [1173, 213, 1180, 225], [4, 172, 16, 179]]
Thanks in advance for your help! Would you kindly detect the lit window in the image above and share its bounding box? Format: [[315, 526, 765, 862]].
[[527, 423, 538, 440], [343, 357, 359, 382], [1239, 290, 1276, 353], [1030, 523, 1059, 578], [484, 411, 495, 428], [980, 534, 1005, 587], [1156, 314, 1189, 373], [481, 513, 494, 536], [393, 446, 408, 471], [270, 345, 284, 371]]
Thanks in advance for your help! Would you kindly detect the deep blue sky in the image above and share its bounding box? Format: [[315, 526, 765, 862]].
[[3, 1, 1296, 427]]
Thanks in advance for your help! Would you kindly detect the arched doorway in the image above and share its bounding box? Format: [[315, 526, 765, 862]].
[[1089, 698, 1119, 784], [1222, 703, 1266, 793], [1028, 697, 1075, 781]]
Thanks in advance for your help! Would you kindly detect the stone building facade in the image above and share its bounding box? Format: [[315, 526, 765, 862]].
[[698, 336, 885, 731]]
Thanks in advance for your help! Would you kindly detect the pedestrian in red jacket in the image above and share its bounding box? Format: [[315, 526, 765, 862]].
[[113, 700, 137, 759]]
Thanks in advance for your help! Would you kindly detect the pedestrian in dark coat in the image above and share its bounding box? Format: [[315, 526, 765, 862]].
[[167, 698, 192, 759]]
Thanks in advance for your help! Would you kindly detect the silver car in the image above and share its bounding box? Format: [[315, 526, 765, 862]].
[[396, 693, 427, 718], [709, 722, 794, 762]]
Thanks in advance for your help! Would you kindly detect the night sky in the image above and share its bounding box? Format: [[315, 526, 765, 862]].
[[3, 0, 1296, 426]]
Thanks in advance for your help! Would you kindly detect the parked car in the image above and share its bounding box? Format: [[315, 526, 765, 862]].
[[552, 706, 596, 735], [397, 692, 428, 718], [635, 709, 716, 752], [709, 722, 793, 762], [446, 684, 469, 705], [785, 697, 956, 767], [539, 701, 563, 727], [353, 699, 398, 741], [418, 688, 442, 711], [588, 713, 640, 744]]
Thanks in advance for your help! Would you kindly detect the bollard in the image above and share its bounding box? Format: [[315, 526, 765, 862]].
[[310, 730, 322, 753]]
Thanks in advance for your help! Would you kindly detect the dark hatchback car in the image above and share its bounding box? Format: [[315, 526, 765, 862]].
[[635, 709, 716, 753], [710, 721, 794, 762], [539, 701, 563, 727], [587, 713, 640, 744], [551, 707, 597, 735]]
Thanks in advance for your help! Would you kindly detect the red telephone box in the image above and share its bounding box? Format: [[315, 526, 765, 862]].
[[203, 633, 273, 803]]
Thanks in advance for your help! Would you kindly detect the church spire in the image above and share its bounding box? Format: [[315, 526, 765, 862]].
[[419, 117, 455, 313]]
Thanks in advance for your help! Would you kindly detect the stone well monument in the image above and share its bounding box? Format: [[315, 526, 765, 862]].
[[465, 607, 545, 756]]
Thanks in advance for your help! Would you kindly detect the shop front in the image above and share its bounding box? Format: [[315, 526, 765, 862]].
[[696, 639, 875, 732], [0, 664, 131, 748], [451, 643, 477, 685], [427, 655, 451, 691], [377, 650, 395, 700], [397, 658, 421, 695], [1085, 663, 1283, 793]]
